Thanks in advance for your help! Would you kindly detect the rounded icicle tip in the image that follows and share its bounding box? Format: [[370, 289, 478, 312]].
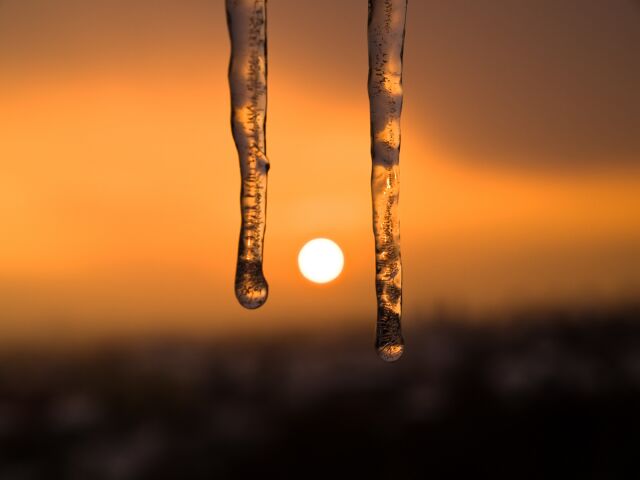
[[235, 280, 268, 309], [235, 260, 269, 309], [376, 343, 405, 362]]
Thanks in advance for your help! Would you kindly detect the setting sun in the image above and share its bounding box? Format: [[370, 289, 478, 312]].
[[298, 238, 344, 284]]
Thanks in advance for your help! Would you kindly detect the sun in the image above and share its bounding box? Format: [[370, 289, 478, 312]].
[[298, 238, 344, 284]]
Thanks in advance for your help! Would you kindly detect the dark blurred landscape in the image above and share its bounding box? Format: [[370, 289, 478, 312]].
[[1, 304, 639, 479]]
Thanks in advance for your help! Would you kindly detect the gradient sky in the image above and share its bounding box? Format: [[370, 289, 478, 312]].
[[1, 0, 639, 344]]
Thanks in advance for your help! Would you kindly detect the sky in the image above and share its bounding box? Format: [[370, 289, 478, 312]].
[[1, 0, 639, 344]]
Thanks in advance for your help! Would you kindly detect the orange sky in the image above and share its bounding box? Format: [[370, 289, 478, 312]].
[[1, 0, 639, 344]]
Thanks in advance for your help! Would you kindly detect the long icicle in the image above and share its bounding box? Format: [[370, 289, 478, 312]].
[[226, 0, 269, 309], [368, 0, 407, 361]]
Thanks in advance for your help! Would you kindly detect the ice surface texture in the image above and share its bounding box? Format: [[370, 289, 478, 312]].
[[227, 0, 269, 309], [368, 0, 407, 361]]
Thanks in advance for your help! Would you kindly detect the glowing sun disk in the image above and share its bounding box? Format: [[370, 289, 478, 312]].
[[298, 238, 344, 284]]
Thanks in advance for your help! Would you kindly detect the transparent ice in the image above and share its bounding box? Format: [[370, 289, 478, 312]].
[[226, 0, 408, 360], [226, 0, 269, 309], [368, 0, 407, 361]]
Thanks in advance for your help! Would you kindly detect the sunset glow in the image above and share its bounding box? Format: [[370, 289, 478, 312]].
[[0, 0, 638, 344]]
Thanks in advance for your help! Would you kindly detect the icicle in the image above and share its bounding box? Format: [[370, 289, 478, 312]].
[[368, 0, 407, 361], [226, 0, 269, 309]]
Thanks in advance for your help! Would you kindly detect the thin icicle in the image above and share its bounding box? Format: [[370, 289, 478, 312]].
[[368, 0, 407, 361], [226, 0, 269, 309]]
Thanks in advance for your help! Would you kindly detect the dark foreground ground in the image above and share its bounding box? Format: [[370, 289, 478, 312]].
[[1, 305, 639, 479]]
